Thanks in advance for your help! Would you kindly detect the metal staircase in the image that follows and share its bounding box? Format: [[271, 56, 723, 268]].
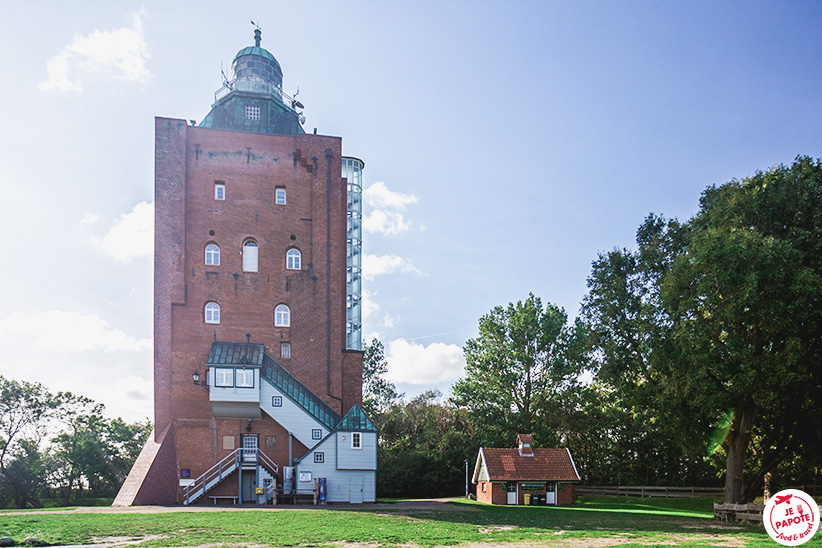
[[183, 448, 278, 505]]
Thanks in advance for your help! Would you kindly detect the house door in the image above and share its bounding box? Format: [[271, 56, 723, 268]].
[[350, 476, 364, 504], [241, 434, 258, 463], [506, 482, 517, 505], [241, 470, 257, 502], [546, 482, 556, 505]]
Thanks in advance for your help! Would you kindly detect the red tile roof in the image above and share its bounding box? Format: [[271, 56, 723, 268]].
[[481, 448, 580, 482]]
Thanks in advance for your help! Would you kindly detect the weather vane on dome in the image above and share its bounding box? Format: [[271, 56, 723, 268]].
[[250, 20, 262, 47]]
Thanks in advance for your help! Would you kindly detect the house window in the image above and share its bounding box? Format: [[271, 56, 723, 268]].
[[246, 104, 260, 121], [214, 182, 225, 200], [235, 368, 254, 388], [482, 483, 486, 493], [214, 368, 233, 387], [274, 304, 290, 327], [314, 452, 324, 463], [280, 342, 291, 358], [205, 243, 220, 266], [312, 429, 322, 440], [243, 239, 258, 272], [351, 432, 362, 450], [286, 249, 301, 270], [272, 396, 282, 407], [265, 435, 278, 451], [204, 302, 220, 324], [275, 187, 286, 205]]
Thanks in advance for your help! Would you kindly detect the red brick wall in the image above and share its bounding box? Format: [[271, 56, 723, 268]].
[[557, 482, 576, 506], [146, 119, 363, 503]]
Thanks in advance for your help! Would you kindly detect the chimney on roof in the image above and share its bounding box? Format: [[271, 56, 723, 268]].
[[517, 433, 534, 456]]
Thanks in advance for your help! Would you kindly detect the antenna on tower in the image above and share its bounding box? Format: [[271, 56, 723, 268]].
[[251, 20, 262, 47], [220, 61, 230, 87]]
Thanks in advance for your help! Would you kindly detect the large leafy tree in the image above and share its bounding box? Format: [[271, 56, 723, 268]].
[[361, 338, 401, 420], [582, 157, 822, 502], [453, 293, 581, 447]]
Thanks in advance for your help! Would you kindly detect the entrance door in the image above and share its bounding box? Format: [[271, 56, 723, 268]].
[[241, 470, 257, 502], [241, 434, 258, 463], [546, 482, 556, 505], [350, 476, 364, 504], [506, 482, 517, 505]]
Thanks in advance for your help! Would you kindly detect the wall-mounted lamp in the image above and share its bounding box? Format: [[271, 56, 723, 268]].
[[192, 371, 208, 388], [246, 418, 253, 433]]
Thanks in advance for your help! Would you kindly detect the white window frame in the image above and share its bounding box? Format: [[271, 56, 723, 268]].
[[204, 302, 220, 324], [286, 248, 301, 270], [314, 452, 324, 463], [243, 239, 259, 272], [280, 342, 291, 359], [214, 182, 225, 200], [205, 243, 220, 266], [274, 304, 290, 327], [351, 432, 362, 450], [312, 429, 322, 440], [275, 187, 286, 205], [246, 104, 260, 121], [272, 396, 282, 407], [235, 368, 254, 388], [215, 368, 233, 387]]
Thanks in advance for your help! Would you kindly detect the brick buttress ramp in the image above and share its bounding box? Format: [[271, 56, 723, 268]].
[[112, 424, 178, 506]]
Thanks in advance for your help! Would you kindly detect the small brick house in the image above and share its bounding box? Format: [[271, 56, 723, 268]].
[[472, 434, 580, 506]]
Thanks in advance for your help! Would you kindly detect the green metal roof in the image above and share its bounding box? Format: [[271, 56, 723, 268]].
[[260, 353, 340, 429], [233, 46, 281, 69], [207, 342, 265, 367], [335, 404, 377, 433]]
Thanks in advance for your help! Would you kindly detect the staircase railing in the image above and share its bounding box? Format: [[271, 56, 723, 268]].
[[184, 448, 241, 505], [183, 448, 280, 505]]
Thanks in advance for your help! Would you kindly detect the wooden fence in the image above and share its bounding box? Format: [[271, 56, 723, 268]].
[[714, 502, 764, 522], [576, 485, 725, 498]]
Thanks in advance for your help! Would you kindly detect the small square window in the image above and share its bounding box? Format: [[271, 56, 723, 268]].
[[314, 452, 324, 463], [181, 468, 191, 478], [275, 187, 286, 205], [312, 429, 322, 440], [351, 432, 362, 449], [214, 182, 225, 200], [272, 396, 282, 407], [280, 342, 291, 359], [246, 105, 260, 121]]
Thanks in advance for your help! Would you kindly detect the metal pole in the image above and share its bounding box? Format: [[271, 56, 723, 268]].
[[465, 459, 469, 498]]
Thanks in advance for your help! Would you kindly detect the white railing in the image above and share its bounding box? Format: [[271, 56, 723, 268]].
[[183, 448, 279, 505]]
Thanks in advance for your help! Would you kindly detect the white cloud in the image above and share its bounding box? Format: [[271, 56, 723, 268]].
[[39, 9, 151, 92], [363, 254, 423, 281], [364, 182, 418, 210], [363, 182, 418, 236], [96, 201, 153, 262], [0, 310, 151, 353], [80, 213, 103, 227], [385, 338, 466, 385]]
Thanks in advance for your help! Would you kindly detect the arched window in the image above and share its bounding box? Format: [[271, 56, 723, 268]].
[[286, 248, 301, 270], [205, 243, 220, 266], [204, 302, 221, 324], [243, 239, 258, 272], [274, 304, 290, 327]]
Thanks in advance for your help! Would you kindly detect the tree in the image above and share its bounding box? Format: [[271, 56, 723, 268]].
[[582, 157, 822, 502], [0, 377, 54, 508], [453, 293, 581, 447], [362, 338, 401, 420]]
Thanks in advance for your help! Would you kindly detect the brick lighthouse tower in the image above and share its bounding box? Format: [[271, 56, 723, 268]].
[[114, 28, 375, 506]]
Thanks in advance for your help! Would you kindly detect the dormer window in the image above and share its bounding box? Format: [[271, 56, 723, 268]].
[[246, 105, 260, 121]]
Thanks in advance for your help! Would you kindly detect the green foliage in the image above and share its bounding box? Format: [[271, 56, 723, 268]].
[[453, 293, 582, 448], [362, 338, 401, 419], [581, 156, 822, 502]]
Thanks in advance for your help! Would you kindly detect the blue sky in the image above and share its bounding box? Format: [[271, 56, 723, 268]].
[[1, 1, 821, 421]]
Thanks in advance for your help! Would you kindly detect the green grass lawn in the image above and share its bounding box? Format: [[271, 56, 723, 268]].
[[0, 496, 816, 547]]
